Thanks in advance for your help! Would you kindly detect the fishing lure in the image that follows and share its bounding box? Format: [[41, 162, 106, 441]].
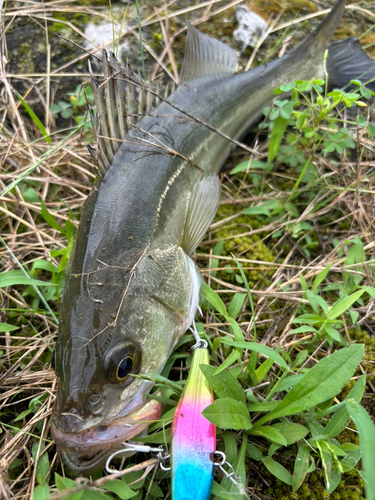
[[105, 337, 246, 498], [171, 345, 216, 500]]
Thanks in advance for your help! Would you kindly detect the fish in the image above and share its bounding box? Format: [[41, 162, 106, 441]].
[[51, 0, 375, 476]]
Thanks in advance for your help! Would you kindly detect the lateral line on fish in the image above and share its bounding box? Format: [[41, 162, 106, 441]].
[[154, 164, 186, 231]]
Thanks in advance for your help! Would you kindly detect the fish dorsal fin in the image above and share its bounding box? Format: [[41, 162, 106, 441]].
[[180, 24, 238, 83], [181, 175, 221, 255], [87, 49, 175, 178]]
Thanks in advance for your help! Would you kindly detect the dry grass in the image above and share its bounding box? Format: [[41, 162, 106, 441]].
[[1, 1, 375, 499]]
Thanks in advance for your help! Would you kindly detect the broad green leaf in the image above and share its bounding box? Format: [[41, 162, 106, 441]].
[[339, 448, 361, 472], [0, 270, 57, 288], [40, 201, 65, 234], [102, 480, 136, 499], [293, 350, 308, 367], [213, 350, 241, 375], [323, 324, 342, 342], [224, 316, 244, 344], [242, 206, 270, 216], [32, 442, 50, 486], [291, 314, 322, 325], [324, 374, 366, 437], [121, 470, 146, 489], [369, 123, 375, 137], [201, 282, 227, 316], [80, 491, 111, 500], [283, 200, 298, 217], [55, 473, 78, 491], [228, 293, 246, 318], [247, 444, 263, 461], [300, 274, 308, 292], [327, 467, 341, 494], [222, 433, 238, 464], [211, 481, 237, 500], [255, 358, 274, 383], [31, 259, 59, 274], [247, 401, 279, 412], [272, 422, 309, 445], [290, 325, 318, 335], [292, 443, 310, 491], [268, 443, 281, 459], [312, 264, 332, 291], [306, 292, 329, 314], [202, 398, 252, 430], [223, 438, 248, 496], [268, 115, 289, 161], [0, 322, 19, 332], [345, 400, 375, 500], [328, 289, 366, 319], [262, 457, 292, 486], [221, 340, 289, 371], [136, 427, 171, 444], [255, 345, 364, 426], [32, 485, 50, 500], [230, 159, 268, 174], [250, 426, 287, 446], [200, 364, 245, 404]]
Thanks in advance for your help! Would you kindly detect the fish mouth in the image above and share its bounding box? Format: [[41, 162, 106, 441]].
[[52, 397, 163, 476]]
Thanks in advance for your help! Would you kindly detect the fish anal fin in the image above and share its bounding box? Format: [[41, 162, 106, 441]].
[[181, 175, 221, 255], [180, 24, 238, 83]]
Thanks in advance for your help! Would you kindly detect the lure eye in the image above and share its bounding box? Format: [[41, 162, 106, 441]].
[[105, 342, 141, 386]]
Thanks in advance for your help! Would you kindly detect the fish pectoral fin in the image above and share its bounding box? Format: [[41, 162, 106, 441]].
[[181, 175, 221, 255], [180, 24, 238, 84]]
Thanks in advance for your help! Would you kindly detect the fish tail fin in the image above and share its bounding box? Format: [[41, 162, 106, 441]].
[[327, 37, 375, 91], [295, 0, 347, 52]]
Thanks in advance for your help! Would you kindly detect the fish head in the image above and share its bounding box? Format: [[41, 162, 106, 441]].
[[52, 244, 199, 475]]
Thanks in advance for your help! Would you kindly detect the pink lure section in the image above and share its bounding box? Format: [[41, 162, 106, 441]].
[[171, 348, 216, 500]]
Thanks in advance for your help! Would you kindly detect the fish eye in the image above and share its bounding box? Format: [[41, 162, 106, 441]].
[[116, 356, 133, 380], [105, 342, 141, 386]]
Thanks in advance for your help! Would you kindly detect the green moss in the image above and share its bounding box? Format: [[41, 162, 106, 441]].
[[212, 204, 275, 288], [18, 43, 35, 73], [263, 469, 365, 500], [251, 0, 317, 17], [350, 328, 375, 364]]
